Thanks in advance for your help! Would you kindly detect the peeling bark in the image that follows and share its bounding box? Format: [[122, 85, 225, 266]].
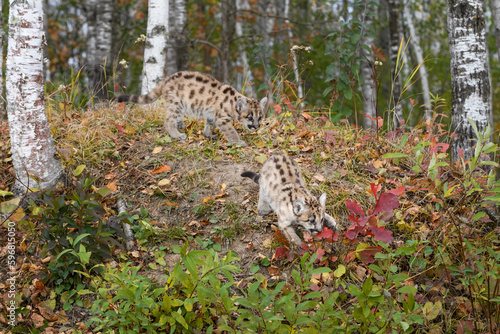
[[387, 0, 404, 129], [492, 0, 500, 62], [141, 0, 169, 94], [6, 0, 64, 196], [447, 0, 491, 163]]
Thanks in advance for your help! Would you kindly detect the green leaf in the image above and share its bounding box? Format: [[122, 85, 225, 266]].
[[334, 264, 346, 278], [171, 310, 189, 329], [397, 286, 417, 294], [362, 277, 373, 295], [382, 152, 409, 159], [0, 190, 14, 197], [0, 197, 20, 214], [73, 164, 86, 176], [311, 267, 332, 275]]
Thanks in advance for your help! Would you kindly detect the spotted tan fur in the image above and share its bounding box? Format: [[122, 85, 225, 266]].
[[118, 71, 267, 146], [242, 154, 338, 246]]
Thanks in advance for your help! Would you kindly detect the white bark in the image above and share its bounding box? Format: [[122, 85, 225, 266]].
[[447, 0, 491, 162], [492, 0, 500, 62], [361, 0, 376, 130], [404, 2, 431, 123], [235, 0, 253, 94], [87, 0, 113, 99], [167, 0, 188, 75], [6, 0, 64, 196], [141, 0, 169, 94]]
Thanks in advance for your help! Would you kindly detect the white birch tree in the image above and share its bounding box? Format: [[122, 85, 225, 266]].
[[6, 0, 64, 196], [87, 0, 113, 100], [447, 0, 491, 163], [404, 2, 431, 123], [361, 0, 377, 130], [285, 0, 304, 107], [0, 0, 4, 117], [167, 0, 188, 75], [141, 0, 169, 94], [235, 0, 253, 93]]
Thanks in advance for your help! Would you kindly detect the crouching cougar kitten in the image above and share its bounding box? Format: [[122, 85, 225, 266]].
[[118, 71, 267, 146], [242, 154, 338, 246]]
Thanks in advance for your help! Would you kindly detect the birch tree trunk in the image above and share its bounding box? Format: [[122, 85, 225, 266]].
[[285, 0, 304, 106], [235, 0, 253, 94], [167, 0, 188, 75], [87, 0, 113, 100], [6, 0, 64, 196], [447, 0, 491, 163], [361, 0, 376, 130], [141, 0, 169, 94], [220, 0, 236, 83], [404, 2, 431, 124], [492, 0, 500, 62], [387, 0, 404, 129]]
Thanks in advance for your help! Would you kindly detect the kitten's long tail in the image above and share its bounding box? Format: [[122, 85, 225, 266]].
[[117, 81, 164, 104], [241, 171, 260, 184]]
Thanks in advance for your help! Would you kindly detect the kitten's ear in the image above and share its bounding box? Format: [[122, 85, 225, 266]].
[[318, 193, 326, 207], [236, 98, 247, 113], [259, 96, 268, 110], [293, 199, 306, 216]]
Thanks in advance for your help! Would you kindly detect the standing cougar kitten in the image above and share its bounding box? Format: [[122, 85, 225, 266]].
[[118, 71, 267, 146], [242, 154, 338, 246]]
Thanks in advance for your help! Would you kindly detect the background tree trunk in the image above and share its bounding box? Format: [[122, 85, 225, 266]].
[[492, 0, 500, 62], [447, 0, 491, 163], [0, 0, 4, 118], [167, 0, 188, 75], [361, 0, 376, 130], [87, 0, 113, 100], [285, 0, 304, 107], [141, 0, 169, 94], [404, 1, 431, 124], [387, 0, 403, 129], [220, 0, 236, 83], [6, 0, 64, 196], [235, 0, 253, 94]]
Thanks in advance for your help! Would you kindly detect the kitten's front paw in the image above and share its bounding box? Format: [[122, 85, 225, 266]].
[[178, 134, 187, 141]]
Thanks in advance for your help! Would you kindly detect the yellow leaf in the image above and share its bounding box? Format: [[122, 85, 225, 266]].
[[164, 201, 178, 208], [202, 196, 213, 204], [255, 154, 268, 164], [152, 146, 163, 154], [334, 264, 346, 278]]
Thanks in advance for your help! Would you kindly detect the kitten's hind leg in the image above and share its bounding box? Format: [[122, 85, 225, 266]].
[[203, 117, 218, 141], [164, 107, 187, 140]]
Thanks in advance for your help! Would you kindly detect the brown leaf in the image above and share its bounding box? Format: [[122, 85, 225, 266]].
[[105, 173, 117, 180], [152, 165, 171, 174], [268, 265, 280, 276], [372, 159, 384, 169], [152, 146, 163, 154], [215, 184, 227, 198], [105, 181, 117, 192], [31, 313, 45, 328]]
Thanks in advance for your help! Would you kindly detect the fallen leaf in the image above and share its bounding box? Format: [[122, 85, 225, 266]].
[[152, 146, 163, 154], [130, 251, 140, 258], [31, 313, 45, 328], [202, 196, 213, 204], [255, 154, 268, 164], [268, 266, 280, 276], [313, 173, 326, 183], [152, 165, 171, 174], [372, 159, 384, 169], [215, 184, 227, 198], [104, 173, 116, 180], [158, 179, 170, 186], [105, 181, 117, 192], [164, 201, 178, 208]]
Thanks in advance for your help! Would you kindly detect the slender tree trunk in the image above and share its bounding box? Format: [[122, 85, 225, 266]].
[[404, 2, 431, 124], [387, 0, 404, 129], [87, 0, 113, 100], [220, 0, 236, 83], [235, 0, 253, 94], [141, 0, 169, 94], [285, 0, 304, 106], [167, 0, 188, 75], [6, 0, 64, 196], [447, 0, 491, 163], [492, 0, 500, 62], [361, 0, 376, 130]]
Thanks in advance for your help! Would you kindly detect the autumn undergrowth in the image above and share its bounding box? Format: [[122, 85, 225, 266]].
[[1, 79, 500, 333]]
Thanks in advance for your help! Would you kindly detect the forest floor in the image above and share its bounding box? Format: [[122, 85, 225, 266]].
[[0, 102, 499, 333]]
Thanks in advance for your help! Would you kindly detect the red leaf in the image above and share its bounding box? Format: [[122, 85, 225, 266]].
[[344, 224, 365, 240], [274, 247, 289, 259], [346, 200, 365, 217], [301, 112, 312, 119], [273, 231, 289, 246], [370, 225, 394, 243], [373, 193, 399, 215], [315, 227, 333, 239], [458, 148, 464, 160], [274, 104, 283, 114], [310, 283, 320, 291], [387, 187, 405, 196], [359, 246, 383, 264], [370, 183, 379, 201], [114, 83, 120, 92], [316, 247, 325, 261]]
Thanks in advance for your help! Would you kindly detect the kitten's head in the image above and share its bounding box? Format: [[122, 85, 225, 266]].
[[236, 97, 268, 131], [293, 193, 327, 234]]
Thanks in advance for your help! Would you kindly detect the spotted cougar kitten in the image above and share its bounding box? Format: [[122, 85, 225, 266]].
[[242, 154, 338, 246], [118, 71, 267, 146]]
